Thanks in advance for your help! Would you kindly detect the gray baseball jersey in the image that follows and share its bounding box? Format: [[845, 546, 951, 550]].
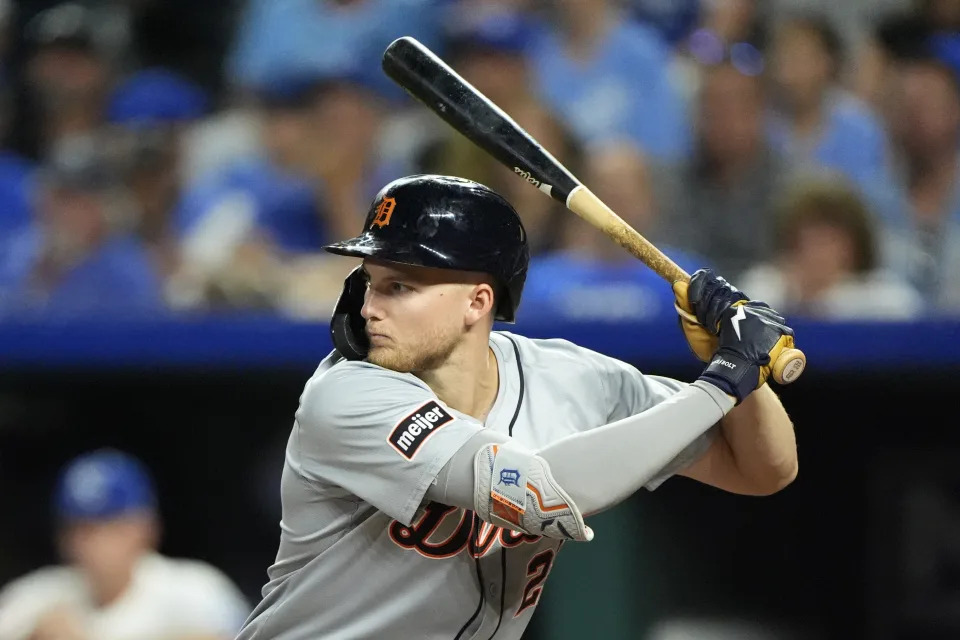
[[237, 331, 712, 640]]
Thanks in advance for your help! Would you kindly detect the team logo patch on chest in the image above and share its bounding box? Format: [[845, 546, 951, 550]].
[[387, 400, 454, 460]]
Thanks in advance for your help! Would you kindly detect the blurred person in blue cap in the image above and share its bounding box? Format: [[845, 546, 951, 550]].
[[0, 133, 166, 319], [0, 448, 249, 640], [521, 141, 708, 320], [419, 4, 572, 255], [168, 68, 402, 315], [106, 67, 211, 290]]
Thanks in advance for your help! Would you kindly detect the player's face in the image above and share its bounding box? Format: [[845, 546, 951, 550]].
[[360, 260, 490, 372]]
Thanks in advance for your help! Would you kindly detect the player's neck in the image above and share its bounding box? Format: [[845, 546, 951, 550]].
[[416, 338, 499, 423]]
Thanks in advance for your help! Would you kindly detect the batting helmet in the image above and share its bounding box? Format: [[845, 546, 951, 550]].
[[324, 174, 529, 359]]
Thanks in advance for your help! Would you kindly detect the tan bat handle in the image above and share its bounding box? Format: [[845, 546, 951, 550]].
[[566, 186, 806, 385]]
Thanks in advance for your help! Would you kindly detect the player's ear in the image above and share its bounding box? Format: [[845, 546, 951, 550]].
[[464, 282, 495, 327]]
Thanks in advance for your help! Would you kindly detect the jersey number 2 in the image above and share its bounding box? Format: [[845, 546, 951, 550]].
[[515, 549, 556, 617]]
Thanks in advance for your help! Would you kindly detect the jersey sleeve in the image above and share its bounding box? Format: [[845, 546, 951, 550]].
[[293, 361, 485, 525], [589, 352, 718, 490]]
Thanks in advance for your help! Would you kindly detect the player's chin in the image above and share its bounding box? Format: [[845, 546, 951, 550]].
[[367, 346, 413, 373]]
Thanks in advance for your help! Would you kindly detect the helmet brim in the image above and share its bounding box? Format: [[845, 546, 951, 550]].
[[323, 233, 517, 322], [324, 232, 442, 267]]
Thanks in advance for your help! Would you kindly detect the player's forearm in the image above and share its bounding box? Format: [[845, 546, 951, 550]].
[[428, 381, 733, 517], [539, 381, 732, 514], [718, 385, 798, 494]]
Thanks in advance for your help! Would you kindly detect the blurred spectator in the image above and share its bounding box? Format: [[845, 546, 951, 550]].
[[0, 134, 165, 319], [528, 0, 690, 161], [169, 70, 394, 313], [521, 142, 707, 321], [106, 67, 211, 285], [853, 2, 960, 121], [671, 0, 767, 104], [0, 448, 249, 639], [739, 176, 924, 320], [419, 6, 572, 254], [227, 0, 444, 104], [444, 4, 538, 116], [853, 7, 932, 112], [869, 56, 960, 313], [653, 62, 789, 280], [19, 2, 121, 159], [767, 13, 891, 190]]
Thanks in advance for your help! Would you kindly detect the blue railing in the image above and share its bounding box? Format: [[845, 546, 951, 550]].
[[1, 316, 958, 371]]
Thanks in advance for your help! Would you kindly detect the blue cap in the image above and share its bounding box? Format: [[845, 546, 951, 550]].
[[54, 449, 157, 521], [107, 67, 209, 126]]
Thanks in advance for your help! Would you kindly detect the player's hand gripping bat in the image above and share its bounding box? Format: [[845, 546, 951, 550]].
[[382, 36, 806, 385]]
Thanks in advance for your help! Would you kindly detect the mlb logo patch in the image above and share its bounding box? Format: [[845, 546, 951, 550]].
[[388, 401, 455, 460]]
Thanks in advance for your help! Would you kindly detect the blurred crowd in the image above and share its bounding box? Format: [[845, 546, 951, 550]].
[[0, 0, 959, 322]]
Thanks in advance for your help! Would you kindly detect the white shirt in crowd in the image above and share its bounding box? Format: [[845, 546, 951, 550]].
[[0, 553, 250, 640], [738, 263, 925, 320]]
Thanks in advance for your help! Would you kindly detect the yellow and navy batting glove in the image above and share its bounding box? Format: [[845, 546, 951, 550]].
[[699, 301, 796, 404], [673, 268, 748, 362]]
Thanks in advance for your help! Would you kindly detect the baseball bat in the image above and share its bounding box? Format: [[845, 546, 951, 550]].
[[382, 36, 806, 385]]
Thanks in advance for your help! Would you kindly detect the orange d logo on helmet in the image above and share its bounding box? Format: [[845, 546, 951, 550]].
[[371, 196, 396, 229]]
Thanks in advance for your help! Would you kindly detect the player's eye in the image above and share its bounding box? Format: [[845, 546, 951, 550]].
[[390, 282, 408, 293]]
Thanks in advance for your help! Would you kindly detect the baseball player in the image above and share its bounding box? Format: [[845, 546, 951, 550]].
[[0, 449, 250, 640], [238, 175, 799, 639]]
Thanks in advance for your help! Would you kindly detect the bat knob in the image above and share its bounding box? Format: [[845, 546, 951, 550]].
[[772, 348, 806, 385]]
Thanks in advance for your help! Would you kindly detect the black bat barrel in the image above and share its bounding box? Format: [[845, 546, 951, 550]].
[[382, 36, 580, 204]]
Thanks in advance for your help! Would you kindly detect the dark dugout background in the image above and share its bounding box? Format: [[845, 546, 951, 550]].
[[0, 318, 958, 640]]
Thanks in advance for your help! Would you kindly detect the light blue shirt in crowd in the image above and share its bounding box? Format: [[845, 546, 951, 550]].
[[227, 0, 446, 103], [0, 227, 165, 318], [767, 91, 890, 191], [528, 18, 691, 162]]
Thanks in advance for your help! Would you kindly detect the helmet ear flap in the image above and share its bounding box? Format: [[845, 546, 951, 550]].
[[330, 266, 369, 361]]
